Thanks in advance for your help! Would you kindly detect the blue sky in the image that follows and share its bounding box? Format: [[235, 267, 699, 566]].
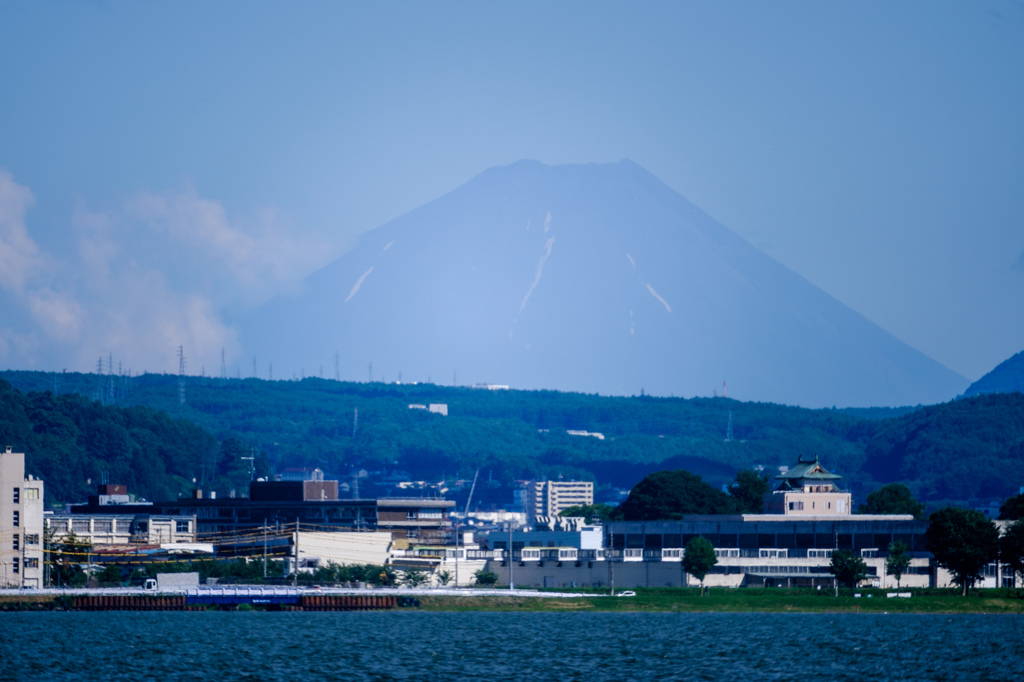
[[1, 1, 1022, 382]]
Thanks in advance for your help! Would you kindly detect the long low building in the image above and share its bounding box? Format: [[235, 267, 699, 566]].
[[70, 481, 455, 543]]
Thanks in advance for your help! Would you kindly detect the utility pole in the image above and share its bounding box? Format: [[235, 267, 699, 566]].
[[609, 527, 615, 596], [293, 518, 300, 587], [509, 520, 514, 591]]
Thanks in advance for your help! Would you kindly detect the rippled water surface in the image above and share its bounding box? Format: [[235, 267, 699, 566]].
[[2, 612, 1023, 681]]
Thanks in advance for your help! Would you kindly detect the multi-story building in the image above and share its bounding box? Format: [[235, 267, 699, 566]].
[[46, 512, 198, 546], [69, 480, 454, 543], [524, 480, 594, 525], [763, 455, 852, 515], [0, 446, 45, 588]]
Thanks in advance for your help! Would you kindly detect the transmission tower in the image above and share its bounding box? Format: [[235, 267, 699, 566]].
[[368, 362, 373, 383], [335, 351, 340, 381], [726, 409, 734, 441], [252, 356, 257, 379], [177, 345, 186, 405], [352, 407, 358, 438], [220, 347, 227, 380], [269, 362, 273, 381]]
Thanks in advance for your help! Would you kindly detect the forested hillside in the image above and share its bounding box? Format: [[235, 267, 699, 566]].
[[0, 378, 218, 504], [2, 370, 870, 497], [3, 370, 1021, 506], [863, 392, 1024, 501]]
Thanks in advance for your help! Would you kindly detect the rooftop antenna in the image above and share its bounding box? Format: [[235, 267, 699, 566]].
[[241, 447, 256, 481], [177, 345, 186, 405], [455, 468, 480, 589], [95, 356, 104, 404]]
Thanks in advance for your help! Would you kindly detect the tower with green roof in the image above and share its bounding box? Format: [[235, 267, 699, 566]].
[[764, 454, 851, 516]]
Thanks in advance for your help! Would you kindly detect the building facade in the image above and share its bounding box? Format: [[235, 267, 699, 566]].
[[764, 455, 852, 516], [0, 447, 45, 588], [524, 480, 594, 525]]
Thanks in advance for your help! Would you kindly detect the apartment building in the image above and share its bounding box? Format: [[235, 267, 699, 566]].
[[0, 446, 45, 588], [524, 480, 594, 525]]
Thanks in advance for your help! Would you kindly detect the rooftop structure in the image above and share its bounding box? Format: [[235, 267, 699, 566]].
[[764, 455, 851, 516]]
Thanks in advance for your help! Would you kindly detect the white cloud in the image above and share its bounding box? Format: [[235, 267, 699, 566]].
[[0, 171, 334, 374], [122, 185, 336, 302], [0, 170, 46, 294]]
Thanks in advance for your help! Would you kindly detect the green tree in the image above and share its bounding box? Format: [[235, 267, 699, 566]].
[[829, 549, 868, 590], [618, 470, 739, 521], [559, 503, 616, 524], [858, 483, 925, 519], [729, 468, 770, 514], [50, 531, 91, 588], [999, 519, 1024, 588], [682, 536, 717, 595], [474, 569, 499, 587], [999, 493, 1024, 520], [436, 569, 453, 586], [926, 507, 1000, 596], [885, 540, 912, 589], [97, 564, 123, 587], [401, 568, 429, 588]]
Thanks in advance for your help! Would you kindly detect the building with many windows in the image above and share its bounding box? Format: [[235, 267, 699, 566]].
[[524, 480, 594, 525], [0, 446, 45, 588]]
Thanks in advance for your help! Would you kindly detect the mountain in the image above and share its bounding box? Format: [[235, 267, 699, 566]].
[[963, 349, 1024, 397], [238, 160, 966, 407]]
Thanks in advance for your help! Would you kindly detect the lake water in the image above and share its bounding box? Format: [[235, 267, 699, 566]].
[[2, 612, 1022, 681]]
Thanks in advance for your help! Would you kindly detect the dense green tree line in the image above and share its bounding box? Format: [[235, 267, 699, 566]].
[[0, 378, 218, 503], [3, 370, 1023, 504]]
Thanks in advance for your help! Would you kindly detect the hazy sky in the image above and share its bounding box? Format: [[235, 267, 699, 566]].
[[1, 1, 1022, 382]]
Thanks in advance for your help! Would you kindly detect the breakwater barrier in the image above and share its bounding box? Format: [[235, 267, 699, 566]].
[[3, 590, 402, 611]]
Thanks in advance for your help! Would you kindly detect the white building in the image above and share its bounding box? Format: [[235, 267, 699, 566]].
[[0, 446, 45, 588], [524, 480, 594, 525]]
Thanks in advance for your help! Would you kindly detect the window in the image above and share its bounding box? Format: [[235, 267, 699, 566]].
[[13, 487, 19, 503], [24, 488, 38, 500], [12, 511, 19, 527], [176, 521, 190, 533], [72, 519, 90, 532], [25, 534, 39, 546], [13, 560, 18, 573], [136, 522, 148, 533], [23, 558, 38, 569], [13, 534, 19, 550]]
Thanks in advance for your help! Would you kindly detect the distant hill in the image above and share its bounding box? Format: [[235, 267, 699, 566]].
[[238, 159, 966, 408], [5, 370, 1020, 505], [963, 349, 1024, 397], [0, 370, 872, 499], [0, 377, 218, 504], [862, 392, 1024, 500]]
